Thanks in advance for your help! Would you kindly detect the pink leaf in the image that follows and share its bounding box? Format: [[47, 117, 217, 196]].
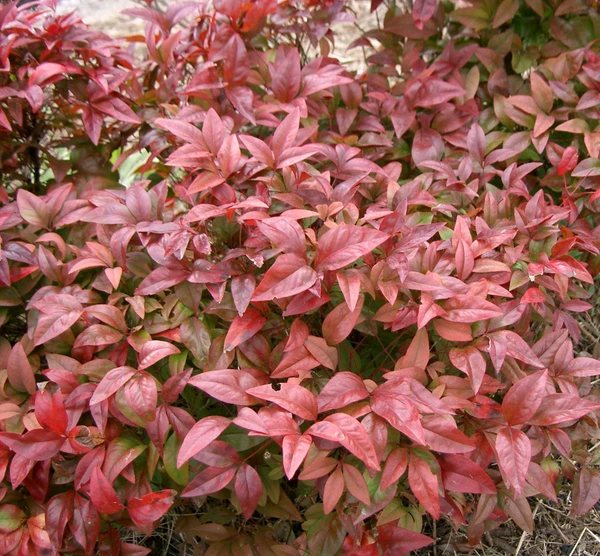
[[128, 490, 176, 527], [234, 463, 262, 519], [246, 383, 318, 421], [495, 427, 531, 494], [177, 416, 230, 468], [224, 308, 266, 352], [315, 225, 389, 271]]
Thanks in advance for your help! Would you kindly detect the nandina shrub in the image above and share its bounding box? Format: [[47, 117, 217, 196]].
[[0, 0, 600, 554]]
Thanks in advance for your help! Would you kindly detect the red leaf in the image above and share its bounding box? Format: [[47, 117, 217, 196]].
[[123, 372, 158, 421], [381, 447, 409, 490], [224, 309, 265, 352], [570, 467, 600, 517], [28, 62, 71, 87], [487, 330, 544, 369], [90, 467, 124, 514], [337, 269, 362, 312], [467, 123, 486, 164], [564, 357, 600, 377], [314, 225, 389, 271], [34, 390, 68, 435], [316, 372, 370, 412], [495, 427, 531, 494], [17, 189, 50, 228], [323, 466, 344, 515], [442, 295, 503, 323], [433, 319, 473, 342], [234, 463, 263, 519], [45, 492, 74, 549], [408, 453, 440, 519], [7, 343, 36, 395], [455, 239, 474, 281], [449, 346, 486, 395], [521, 287, 546, 304], [177, 416, 230, 468], [412, 0, 438, 29], [135, 267, 190, 296], [102, 438, 146, 484], [342, 464, 370, 505], [422, 415, 475, 454], [412, 128, 443, 165], [526, 462, 557, 502], [90, 366, 137, 405], [181, 465, 237, 498], [377, 524, 434, 555], [155, 118, 207, 148], [271, 108, 300, 160], [308, 413, 380, 471], [0, 504, 26, 534], [501, 370, 548, 426], [251, 254, 318, 302], [398, 328, 430, 370], [71, 494, 100, 556], [139, 341, 180, 369], [128, 490, 176, 527], [322, 296, 364, 346], [439, 454, 496, 494], [299, 456, 338, 481], [502, 494, 533, 533], [246, 383, 317, 421], [285, 319, 310, 352], [270, 46, 301, 103], [189, 369, 263, 405], [282, 434, 312, 479], [0, 430, 64, 461], [32, 296, 84, 346], [371, 395, 425, 445], [231, 274, 256, 316], [530, 394, 600, 426], [162, 369, 193, 404], [73, 325, 123, 349]]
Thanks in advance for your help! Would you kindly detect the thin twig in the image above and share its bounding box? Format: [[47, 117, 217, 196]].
[[568, 527, 586, 556]]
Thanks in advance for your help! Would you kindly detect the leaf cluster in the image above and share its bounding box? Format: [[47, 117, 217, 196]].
[[0, 0, 600, 554]]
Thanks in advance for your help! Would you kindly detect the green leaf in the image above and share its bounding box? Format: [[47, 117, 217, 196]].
[[303, 504, 346, 556], [164, 433, 189, 486]]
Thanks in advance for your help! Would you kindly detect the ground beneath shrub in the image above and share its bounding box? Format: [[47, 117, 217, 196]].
[[52, 2, 600, 554]]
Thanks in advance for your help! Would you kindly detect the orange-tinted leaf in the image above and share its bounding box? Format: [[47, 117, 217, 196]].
[[316, 372, 369, 412], [128, 490, 176, 527], [380, 447, 409, 490], [322, 296, 364, 346], [234, 463, 262, 519], [6, 343, 36, 395], [181, 466, 237, 498], [139, 341, 180, 369], [570, 467, 600, 516], [90, 467, 124, 514], [501, 370, 547, 426], [495, 427, 531, 494], [247, 383, 317, 421], [315, 225, 389, 271], [177, 416, 230, 468], [439, 454, 496, 494], [308, 413, 380, 471], [342, 464, 370, 505], [408, 453, 440, 519], [323, 466, 344, 514]]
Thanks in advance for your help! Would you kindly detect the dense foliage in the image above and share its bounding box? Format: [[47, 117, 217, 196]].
[[0, 0, 600, 553]]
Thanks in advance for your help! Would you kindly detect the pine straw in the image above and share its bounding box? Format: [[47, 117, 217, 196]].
[[417, 496, 600, 556]]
